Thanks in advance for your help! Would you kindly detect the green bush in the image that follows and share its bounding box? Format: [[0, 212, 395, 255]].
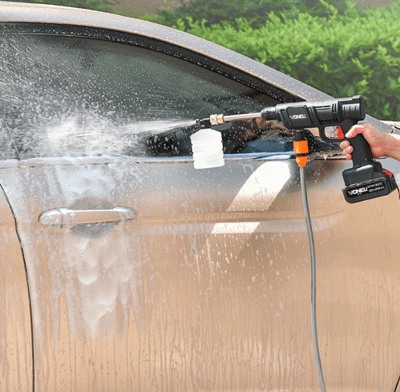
[[146, 0, 370, 29], [163, 0, 400, 120]]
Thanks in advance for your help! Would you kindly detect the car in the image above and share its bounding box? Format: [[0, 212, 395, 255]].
[[1, 2, 400, 391]]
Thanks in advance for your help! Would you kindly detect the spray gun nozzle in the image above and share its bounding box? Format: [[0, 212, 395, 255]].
[[199, 112, 266, 129], [199, 118, 212, 128]]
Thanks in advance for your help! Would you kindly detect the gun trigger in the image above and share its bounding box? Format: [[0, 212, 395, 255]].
[[336, 126, 345, 140], [319, 126, 328, 142]]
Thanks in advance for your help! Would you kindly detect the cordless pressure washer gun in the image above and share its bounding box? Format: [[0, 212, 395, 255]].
[[195, 95, 398, 204]]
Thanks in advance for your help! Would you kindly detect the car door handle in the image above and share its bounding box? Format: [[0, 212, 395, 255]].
[[39, 207, 138, 227]]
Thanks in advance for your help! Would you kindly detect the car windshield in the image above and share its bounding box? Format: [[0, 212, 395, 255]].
[[0, 33, 294, 160]]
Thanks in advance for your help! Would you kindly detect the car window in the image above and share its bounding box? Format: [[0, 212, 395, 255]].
[[0, 32, 294, 160]]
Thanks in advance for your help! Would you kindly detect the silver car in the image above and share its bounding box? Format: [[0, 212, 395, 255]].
[[1, 2, 400, 391]]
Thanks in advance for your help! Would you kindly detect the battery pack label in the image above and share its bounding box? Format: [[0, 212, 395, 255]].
[[347, 181, 386, 198]]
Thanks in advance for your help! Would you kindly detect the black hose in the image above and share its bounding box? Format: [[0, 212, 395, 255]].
[[300, 166, 326, 392]]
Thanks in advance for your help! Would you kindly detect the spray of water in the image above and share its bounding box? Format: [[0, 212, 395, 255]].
[[41, 116, 198, 158], [0, 33, 199, 159]]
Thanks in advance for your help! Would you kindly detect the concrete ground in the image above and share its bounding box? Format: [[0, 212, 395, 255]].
[[109, 0, 397, 18]]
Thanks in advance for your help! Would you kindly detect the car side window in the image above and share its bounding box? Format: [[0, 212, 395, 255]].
[[0, 33, 293, 160]]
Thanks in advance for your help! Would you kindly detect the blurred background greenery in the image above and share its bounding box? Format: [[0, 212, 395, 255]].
[[2, 0, 396, 24], [135, 0, 388, 27]]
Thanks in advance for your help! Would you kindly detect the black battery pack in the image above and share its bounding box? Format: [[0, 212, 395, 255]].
[[342, 162, 398, 203]]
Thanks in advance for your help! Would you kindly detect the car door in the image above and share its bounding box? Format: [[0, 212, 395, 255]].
[[2, 18, 400, 392], [0, 30, 305, 391]]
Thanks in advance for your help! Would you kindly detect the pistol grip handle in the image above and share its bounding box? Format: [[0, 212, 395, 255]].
[[339, 119, 374, 166], [348, 134, 374, 166]]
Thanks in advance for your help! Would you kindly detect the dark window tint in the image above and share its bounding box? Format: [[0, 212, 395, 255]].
[[0, 33, 290, 159]]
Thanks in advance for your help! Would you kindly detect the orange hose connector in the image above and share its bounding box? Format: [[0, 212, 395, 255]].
[[294, 139, 309, 167]]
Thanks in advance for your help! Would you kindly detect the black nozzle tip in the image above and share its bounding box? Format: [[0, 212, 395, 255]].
[[199, 118, 211, 128]]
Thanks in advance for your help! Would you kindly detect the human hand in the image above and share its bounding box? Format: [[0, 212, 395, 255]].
[[335, 123, 400, 161]]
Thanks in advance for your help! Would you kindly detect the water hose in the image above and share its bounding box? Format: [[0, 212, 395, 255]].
[[295, 129, 326, 392], [300, 166, 326, 392]]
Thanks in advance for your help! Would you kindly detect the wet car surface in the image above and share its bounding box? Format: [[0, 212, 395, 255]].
[[1, 3, 400, 391]]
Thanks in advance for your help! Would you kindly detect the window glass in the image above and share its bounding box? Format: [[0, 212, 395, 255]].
[[0, 33, 293, 159]]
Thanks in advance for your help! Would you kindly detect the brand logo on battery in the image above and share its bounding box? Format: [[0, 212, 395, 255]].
[[290, 114, 307, 119], [347, 181, 386, 197], [348, 187, 368, 196]]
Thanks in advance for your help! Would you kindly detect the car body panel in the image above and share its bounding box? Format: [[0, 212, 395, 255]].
[[0, 155, 400, 391], [1, 3, 400, 392], [0, 184, 32, 391]]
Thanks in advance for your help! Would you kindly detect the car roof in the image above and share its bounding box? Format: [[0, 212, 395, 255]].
[[0, 1, 392, 132]]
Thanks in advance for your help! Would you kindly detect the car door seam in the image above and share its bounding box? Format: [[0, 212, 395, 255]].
[[0, 183, 35, 392]]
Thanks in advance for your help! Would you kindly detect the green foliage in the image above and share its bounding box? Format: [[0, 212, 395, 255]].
[[148, 0, 370, 29], [0, 0, 110, 12], [159, 0, 400, 120]]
